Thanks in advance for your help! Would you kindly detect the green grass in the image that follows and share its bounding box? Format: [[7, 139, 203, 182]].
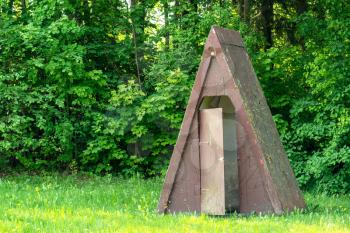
[[0, 174, 349, 233]]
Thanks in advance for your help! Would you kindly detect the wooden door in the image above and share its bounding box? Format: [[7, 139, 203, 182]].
[[199, 108, 225, 215]]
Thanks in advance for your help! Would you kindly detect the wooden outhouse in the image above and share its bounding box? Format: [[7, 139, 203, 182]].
[[158, 27, 306, 215]]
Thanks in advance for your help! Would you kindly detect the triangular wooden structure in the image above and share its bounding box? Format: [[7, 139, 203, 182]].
[[158, 27, 306, 215]]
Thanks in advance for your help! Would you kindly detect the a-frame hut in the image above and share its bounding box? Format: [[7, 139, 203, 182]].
[[158, 27, 306, 215]]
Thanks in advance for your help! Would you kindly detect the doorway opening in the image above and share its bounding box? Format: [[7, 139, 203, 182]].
[[199, 96, 239, 215]]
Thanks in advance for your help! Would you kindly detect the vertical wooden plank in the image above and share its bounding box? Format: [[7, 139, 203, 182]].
[[215, 96, 240, 212], [199, 108, 225, 215], [223, 113, 240, 212]]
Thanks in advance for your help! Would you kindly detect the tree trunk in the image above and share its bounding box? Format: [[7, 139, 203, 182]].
[[164, 1, 170, 50], [261, 0, 274, 49], [130, 0, 146, 84], [243, 0, 250, 23], [277, 0, 307, 46], [83, 0, 90, 23], [295, 0, 307, 49], [237, 0, 244, 19], [8, 0, 14, 14], [21, 0, 26, 17], [189, 0, 198, 12], [296, 0, 307, 15], [174, 0, 180, 22]]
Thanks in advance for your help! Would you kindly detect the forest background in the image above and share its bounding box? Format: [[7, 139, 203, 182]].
[[0, 0, 349, 194]]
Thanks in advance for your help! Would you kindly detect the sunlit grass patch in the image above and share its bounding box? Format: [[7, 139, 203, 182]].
[[0, 174, 349, 233]]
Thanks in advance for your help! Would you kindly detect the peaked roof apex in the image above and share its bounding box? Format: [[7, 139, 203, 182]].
[[211, 26, 245, 48]]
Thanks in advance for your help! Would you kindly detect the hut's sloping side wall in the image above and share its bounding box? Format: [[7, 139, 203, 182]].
[[157, 32, 216, 213], [213, 27, 306, 212]]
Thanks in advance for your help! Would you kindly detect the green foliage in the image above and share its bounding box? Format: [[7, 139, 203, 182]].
[[0, 0, 124, 172], [255, 0, 350, 194], [0, 0, 349, 193], [1, 1, 88, 169], [283, 1, 350, 193]]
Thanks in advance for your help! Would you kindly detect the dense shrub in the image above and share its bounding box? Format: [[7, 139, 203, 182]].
[[0, 0, 349, 193]]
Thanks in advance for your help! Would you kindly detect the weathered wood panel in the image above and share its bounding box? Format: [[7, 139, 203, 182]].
[[199, 108, 225, 215]]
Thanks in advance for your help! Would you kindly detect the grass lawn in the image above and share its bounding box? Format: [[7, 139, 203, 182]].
[[0, 174, 349, 233]]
